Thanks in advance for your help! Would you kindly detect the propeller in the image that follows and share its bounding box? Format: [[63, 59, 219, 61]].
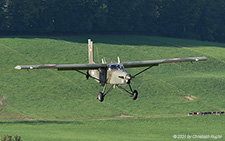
[[118, 74, 133, 84]]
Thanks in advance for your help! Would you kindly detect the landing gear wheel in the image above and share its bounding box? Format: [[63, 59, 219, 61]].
[[132, 90, 138, 100], [97, 92, 104, 102]]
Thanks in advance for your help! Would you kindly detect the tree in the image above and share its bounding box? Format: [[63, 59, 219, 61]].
[[0, 0, 224, 42], [158, 0, 203, 39]]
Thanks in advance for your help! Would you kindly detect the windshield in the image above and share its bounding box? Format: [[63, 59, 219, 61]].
[[108, 64, 124, 70]]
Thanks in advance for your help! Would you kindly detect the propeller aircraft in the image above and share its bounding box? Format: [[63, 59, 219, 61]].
[[15, 39, 207, 102]]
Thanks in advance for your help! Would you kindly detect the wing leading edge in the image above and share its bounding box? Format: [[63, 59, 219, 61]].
[[15, 63, 107, 70], [122, 57, 207, 68]]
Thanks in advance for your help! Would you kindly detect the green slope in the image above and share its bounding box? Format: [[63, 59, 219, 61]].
[[0, 35, 224, 121]]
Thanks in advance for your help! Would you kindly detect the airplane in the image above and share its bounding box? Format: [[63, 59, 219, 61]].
[[15, 39, 207, 102]]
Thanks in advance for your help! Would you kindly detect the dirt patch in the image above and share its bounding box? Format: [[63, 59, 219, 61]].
[[184, 95, 197, 101], [0, 96, 8, 105], [23, 117, 38, 121], [182, 95, 198, 103], [0, 96, 8, 112], [190, 95, 197, 99], [118, 114, 134, 118], [184, 96, 193, 101]]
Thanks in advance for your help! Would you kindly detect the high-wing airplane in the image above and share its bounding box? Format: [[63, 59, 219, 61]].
[[15, 39, 207, 102]]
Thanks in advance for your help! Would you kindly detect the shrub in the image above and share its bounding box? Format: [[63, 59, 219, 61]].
[[0, 135, 21, 141]]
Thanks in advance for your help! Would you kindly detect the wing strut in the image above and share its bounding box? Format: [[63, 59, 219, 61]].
[[72, 69, 101, 82], [132, 64, 158, 78]]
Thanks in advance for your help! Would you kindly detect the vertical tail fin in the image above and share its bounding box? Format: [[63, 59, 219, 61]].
[[88, 39, 94, 64]]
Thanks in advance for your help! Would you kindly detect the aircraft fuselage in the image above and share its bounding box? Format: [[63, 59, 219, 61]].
[[89, 63, 131, 85]]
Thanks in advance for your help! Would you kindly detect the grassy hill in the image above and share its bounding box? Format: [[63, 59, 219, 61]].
[[0, 35, 224, 140]]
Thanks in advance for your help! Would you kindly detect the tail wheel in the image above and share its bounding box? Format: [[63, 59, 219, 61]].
[[97, 92, 104, 102], [132, 90, 138, 100]]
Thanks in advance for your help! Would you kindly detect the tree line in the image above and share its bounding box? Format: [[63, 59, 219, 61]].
[[0, 0, 225, 42]]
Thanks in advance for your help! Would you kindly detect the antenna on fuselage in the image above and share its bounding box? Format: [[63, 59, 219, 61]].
[[117, 56, 120, 64], [102, 57, 106, 64]]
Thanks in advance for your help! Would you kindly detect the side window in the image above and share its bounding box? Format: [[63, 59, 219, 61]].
[[108, 65, 111, 70], [117, 65, 120, 70], [120, 65, 124, 70]]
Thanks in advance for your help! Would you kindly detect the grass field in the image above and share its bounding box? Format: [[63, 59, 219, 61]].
[[0, 35, 224, 140], [0, 116, 224, 140]]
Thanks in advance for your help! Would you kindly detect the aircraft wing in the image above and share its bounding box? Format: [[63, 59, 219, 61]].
[[15, 63, 107, 70], [15, 57, 207, 70], [122, 57, 207, 68]]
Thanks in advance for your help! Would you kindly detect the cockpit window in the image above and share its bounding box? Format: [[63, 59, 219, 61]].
[[108, 64, 124, 70], [111, 65, 117, 69]]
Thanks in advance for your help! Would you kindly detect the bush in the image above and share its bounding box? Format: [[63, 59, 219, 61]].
[[0, 135, 21, 141]]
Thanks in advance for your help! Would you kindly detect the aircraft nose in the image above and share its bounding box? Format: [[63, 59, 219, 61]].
[[117, 72, 132, 84], [118, 73, 131, 80], [125, 74, 131, 80]]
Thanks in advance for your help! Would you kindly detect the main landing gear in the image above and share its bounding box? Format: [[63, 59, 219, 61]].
[[97, 84, 114, 102], [97, 83, 138, 102], [118, 83, 138, 101], [132, 90, 138, 100], [97, 92, 104, 102]]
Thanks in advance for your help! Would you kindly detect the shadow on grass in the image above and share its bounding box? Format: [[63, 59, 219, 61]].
[[0, 120, 84, 125], [1, 35, 225, 48]]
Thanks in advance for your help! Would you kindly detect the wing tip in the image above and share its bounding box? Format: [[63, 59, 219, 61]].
[[14, 65, 22, 70], [198, 57, 208, 61]]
